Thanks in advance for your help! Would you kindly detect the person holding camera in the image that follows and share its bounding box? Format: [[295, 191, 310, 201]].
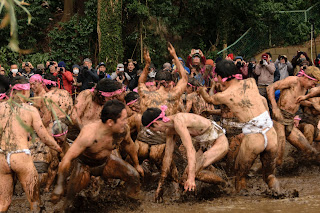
[[292, 51, 313, 74], [21, 62, 35, 80], [111, 63, 131, 85], [186, 49, 206, 70], [314, 54, 320, 68], [77, 58, 99, 91], [53, 61, 73, 94], [234, 56, 249, 79], [97, 62, 111, 81], [274, 55, 293, 80], [254, 53, 276, 110]]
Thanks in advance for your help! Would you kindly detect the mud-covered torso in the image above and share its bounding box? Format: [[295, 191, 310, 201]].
[[45, 88, 73, 118], [78, 92, 103, 126]]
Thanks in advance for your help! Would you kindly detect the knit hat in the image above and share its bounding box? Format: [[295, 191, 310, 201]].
[[58, 61, 66, 68], [205, 59, 214, 67], [235, 56, 243, 61]]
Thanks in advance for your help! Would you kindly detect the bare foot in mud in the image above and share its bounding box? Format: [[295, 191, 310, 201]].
[[154, 185, 164, 203]]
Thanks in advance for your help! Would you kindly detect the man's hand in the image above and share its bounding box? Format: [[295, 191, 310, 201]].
[[296, 95, 308, 103], [272, 107, 284, 121], [135, 164, 144, 178], [154, 183, 164, 203], [184, 177, 196, 192], [167, 42, 176, 57], [144, 48, 151, 64]]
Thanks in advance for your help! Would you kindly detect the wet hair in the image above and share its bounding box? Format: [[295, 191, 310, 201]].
[[155, 70, 172, 82], [141, 107, 162, 127], [11, 76, 29, 86], [125, 92, 139, 104], [101, 100, 125, 123], [52, 120, 68, 136], [43, 74, 57, 89], [93, 78, 123, 105], [215, 59, 240, 81], [146, 77, 155, 83]]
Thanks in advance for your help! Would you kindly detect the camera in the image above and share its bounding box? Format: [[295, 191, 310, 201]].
[[302, 66, 307, 70], [25, 62, 29, 67], [260, 60, 264, 65], [236, 61, 243, 68], [117, 71, 125, 80], [195, 49, 200, 54], [50, 61, 55, 66]]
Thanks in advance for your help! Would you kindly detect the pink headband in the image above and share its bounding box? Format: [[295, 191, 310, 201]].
[[29, 74, 43, 83], [0, 93, 8, 100], [294, 117, 301, 121], [43, 79, 57, 86], [221, 74, 243, 82], [127, 99, 138, 106], [52, 130, 68, 137], [145, 82, 155, 86], [133, 88, 138, 93], [11, 83, 30, 91], [298, 70, 318, 81], [146, 105, 170, 128], [91, 86, 126, 97], [188, 83, 196, 88]]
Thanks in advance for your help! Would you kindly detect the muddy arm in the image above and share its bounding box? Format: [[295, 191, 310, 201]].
[[45, 151, 59, 192], [138, 49, 151, 95], [199, 87, 221, 105], [297, 86, 320, 103], [70, 91, 88, 129]]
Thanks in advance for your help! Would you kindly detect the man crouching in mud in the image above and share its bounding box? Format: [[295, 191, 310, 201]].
[[267, 66, 320, 166], [199, 59, 280, 193], [51, 100, 143, 209], [0, 76, 62, 212], [142, 106, 229, 194]]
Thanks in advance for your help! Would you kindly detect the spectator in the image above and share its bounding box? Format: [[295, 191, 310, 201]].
[[0, 66, 5, 76], [201, 59, 215, 87], [292, 51, 313, 72], [111, 63, 131, 85], [72, 64, 82, 99], [36, 64, 46, 76], [21, 62, 34, 79], [125, 59, 138, 80], [247, 58, 258, 81], [173, 57, 190, 74], [274, 55, 293, 80], [163, 62, 172, 72], [97, 62, 111, 80], [148, 64, 156, 78], [77, 58, 99, 91], [8, 64, 22, 84], [234, 56, 249, 79], [186, 49, 206, 69], [314, 54, 320, 68], [54, 61, 73, 94]]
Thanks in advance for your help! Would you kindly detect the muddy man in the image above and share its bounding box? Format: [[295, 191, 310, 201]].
[[0, 76, 62, 212], [51, 100, 143, 209], [200, 59, 280, 193], [267, 66, 320, 166]]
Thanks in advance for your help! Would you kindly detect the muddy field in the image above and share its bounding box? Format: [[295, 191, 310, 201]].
[[8, 142, 320, 213]]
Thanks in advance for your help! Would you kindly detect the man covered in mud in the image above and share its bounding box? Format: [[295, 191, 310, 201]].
[[0, 76, 62, 212], [51, 100, 143, 208], [137, 44, 188, 201], [142, 106, 229, 193], [267, 66, 320, 166], [71, 78, 125, 129], [199, 59, 280, 193]]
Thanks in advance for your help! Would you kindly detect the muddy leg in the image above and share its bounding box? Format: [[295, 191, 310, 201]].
[[0, 156, 13, 212], [225, 134, 244, 176], [235, 134, 264, 192], [273, 120, 286, 166], [299, 123, 314, 145], [287, 127, 319, 157], [102, 154, 140, 198], [11, 154, 41, 212]]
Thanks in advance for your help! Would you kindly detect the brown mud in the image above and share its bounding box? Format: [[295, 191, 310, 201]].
[[8, 141, 320, 213]]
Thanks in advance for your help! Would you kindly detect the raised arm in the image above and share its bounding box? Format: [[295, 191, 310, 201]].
[[138, 48, 151, 95], [167, 43, 188, 99], [267, 76, 296, 120], [31, 106, 62, 153]]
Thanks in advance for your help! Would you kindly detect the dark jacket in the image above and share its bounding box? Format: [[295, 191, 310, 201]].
[[77, 67, 99, 91]]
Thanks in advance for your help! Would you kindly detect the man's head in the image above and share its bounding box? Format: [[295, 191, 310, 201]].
[[83, 58, 92, 69], [72, 64, 80, 75], [101, 100, 127, 134], [11, 76, 30, 100], [49, 65, 57, 74], [52, 120, 68, 144], [234, 56, 244, 69], [155, 70, 173, 90], [0, 66, 5, 75], [146, 78, 157, 91], [163, 63, 171, 72], [98, 62, 106, 72], [215, 59, 239, 85], [93, 78, 124, 105], [142, 107, 170, 132], [24, 62, 31, 72], [299, 66, 320, 89], [186, 78, 199, 94], [30, 74, 44, 94], [37, 64, 45, 74], [43, 74, 58, 90], [125, 91, 140, 112]]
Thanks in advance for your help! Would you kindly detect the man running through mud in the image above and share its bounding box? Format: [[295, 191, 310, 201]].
[[137, 44, 188, 201], [51, 100, 143, 209], [267, 66, 320, 166], [142, 106, 228, 193], [0, 76, 62, 212], [199, 59, 280, 193]]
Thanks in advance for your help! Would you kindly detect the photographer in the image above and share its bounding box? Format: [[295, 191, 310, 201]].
[[274, 55, 293, 80], [53, 61, 73, 94], [314, 54, 320, 68], [97, 62, 111, 80], [21, 62, 35, 79], [292, 51, 313, 75], [186, 49, 206, 69], [111, 63, 131, 85], [254, 53, 275, 109], [77, 58, 99, 91], [234, 56, 248, 79]]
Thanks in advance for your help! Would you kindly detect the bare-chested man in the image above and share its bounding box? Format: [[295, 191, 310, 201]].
[[0, 76, 62, 212], [71, 78, 125, 129], [137, 44, 188, 201], [142, 107, 228, 193], [51, 100, 143, 209], [200, 59, 280, 193], [267, 66, 320, 166]]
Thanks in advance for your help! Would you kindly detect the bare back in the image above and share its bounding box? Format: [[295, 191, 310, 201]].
[[44, 88, 73, 119]]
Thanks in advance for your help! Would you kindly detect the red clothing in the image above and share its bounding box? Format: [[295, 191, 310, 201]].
[[53, 71, 73, 94], [186, 55, 206, 69]]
